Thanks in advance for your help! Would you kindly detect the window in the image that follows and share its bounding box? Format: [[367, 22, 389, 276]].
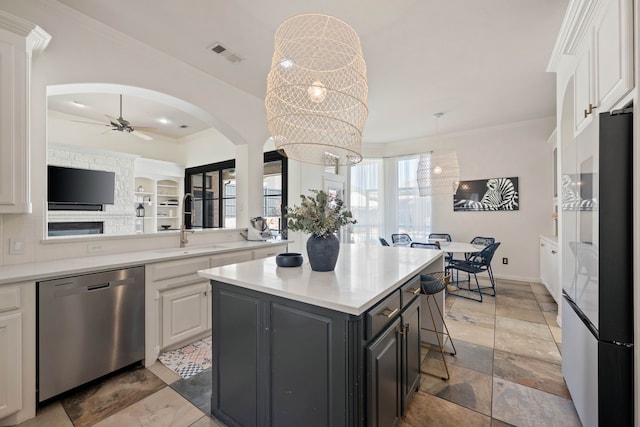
[[395, 156, 431, 241], [185, 160, 236, 229], [349, 159, 384, 245], [263, 151, 288, 238], [184, 151, 287, 232], [349, 156, 432, 244]]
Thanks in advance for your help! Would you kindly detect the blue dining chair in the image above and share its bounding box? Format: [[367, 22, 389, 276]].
[[391, 233, 412, 246], [447, 242, 501, 302], [467, 236, 496, 276], [410, 241, 440, 249], [429, 233, 453, 263], [428, 233, 452, 242]]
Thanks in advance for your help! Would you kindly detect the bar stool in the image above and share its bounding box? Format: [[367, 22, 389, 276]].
[[419, 271, 457, 380]]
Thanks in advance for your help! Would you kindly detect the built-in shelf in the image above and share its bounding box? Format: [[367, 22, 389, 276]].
[[134, 177, 182, 233]]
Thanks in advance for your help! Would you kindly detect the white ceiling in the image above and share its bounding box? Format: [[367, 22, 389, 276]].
[[48, 92, 211, 140], [53, 0, 568, 143]]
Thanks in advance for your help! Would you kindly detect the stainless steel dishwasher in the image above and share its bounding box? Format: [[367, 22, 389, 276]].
[[37, 266, 144, 402]]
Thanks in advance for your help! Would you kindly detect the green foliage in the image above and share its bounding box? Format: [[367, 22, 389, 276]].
[[286, 190, 356, 237]]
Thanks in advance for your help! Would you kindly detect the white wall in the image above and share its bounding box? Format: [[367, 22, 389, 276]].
[[363, 117, 555, 282], [179, 128, 236, 168]]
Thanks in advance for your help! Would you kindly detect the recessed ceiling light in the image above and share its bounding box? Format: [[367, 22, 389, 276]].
[[157, 118, 170, 124], [71, 101, 87, 108]]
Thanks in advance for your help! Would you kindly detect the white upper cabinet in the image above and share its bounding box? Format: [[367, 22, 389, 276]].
[[0, 11, 50, 213], [593, 0, 633, 111], [574, 34, 594, 134], [549, 0, 633, 136]]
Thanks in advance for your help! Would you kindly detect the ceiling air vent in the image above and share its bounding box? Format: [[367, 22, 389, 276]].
[[179, 124, 189, 129], [208, 42, 243, 64]]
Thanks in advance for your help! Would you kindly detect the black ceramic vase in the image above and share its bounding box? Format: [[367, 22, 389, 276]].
[[306, 233, 340, 272]]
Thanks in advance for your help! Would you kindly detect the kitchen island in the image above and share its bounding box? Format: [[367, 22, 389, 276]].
[[198, 244, 443, 427]]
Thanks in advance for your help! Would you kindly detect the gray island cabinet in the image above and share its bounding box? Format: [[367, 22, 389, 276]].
[[199, 244, 443, 427]]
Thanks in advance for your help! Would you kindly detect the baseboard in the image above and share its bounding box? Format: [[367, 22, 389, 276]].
[[492, 274, 539, 283]]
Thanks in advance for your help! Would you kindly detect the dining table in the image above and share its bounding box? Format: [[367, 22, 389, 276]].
[[393, 240, 486, 254], [438, 241, 486, 255]]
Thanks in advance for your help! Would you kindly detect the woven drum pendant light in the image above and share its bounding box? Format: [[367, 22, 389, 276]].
[[265, 14, 368, 165], [417, 113, 460, 196]]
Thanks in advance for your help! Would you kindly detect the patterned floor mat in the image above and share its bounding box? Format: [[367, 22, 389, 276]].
[[158, 336, 212, 379]]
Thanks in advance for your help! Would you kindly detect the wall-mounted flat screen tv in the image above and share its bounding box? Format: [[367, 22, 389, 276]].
[[48, 165, 115, 207]]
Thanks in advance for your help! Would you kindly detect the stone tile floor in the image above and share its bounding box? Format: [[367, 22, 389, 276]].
[[19, 278, 581, 427], [404, 278, 581, 427]]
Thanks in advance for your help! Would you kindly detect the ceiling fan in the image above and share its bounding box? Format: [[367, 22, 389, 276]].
[[75, 94, 155, 140]]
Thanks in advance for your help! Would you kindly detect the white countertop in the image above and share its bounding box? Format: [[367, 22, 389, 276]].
[[0, 240, 289, 285], [540, 235, 558, 244], [198, 244, 443, 316]]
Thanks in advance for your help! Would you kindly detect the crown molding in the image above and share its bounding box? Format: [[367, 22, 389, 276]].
[[0, 9, 51, 53], [547, 0, 600, 71]]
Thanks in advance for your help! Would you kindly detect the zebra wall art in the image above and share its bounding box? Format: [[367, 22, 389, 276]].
[[453, 177, 519, 211]]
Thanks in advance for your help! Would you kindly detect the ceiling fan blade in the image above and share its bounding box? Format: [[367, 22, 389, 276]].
[[73, 119, 110, 127], [131, 130, 153, 141], [132, 126, 157, 132]]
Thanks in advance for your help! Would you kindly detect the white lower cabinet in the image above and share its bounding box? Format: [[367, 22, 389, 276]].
[[539, 236, 560, 303], [252, 246, 280, 260], [210, 250, 253, 267], [0, 282, 35, 427], [161, 282, 209, 349], [145, 255, 212, 363], [0, 312, 21, 419], [145, 247, 279, 364]]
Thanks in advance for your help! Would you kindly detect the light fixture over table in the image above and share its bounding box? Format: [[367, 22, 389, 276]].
[[265, 13, 368, 165], [417, 113, 460, 196]]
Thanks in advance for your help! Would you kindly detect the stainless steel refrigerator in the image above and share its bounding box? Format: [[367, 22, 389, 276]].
[[560, 107, 633, 427]]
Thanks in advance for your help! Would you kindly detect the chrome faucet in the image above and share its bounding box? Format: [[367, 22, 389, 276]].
[[180, 192, 195, 248]]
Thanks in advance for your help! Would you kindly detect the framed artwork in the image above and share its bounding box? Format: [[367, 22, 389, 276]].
[[453, 177, 519, 211]]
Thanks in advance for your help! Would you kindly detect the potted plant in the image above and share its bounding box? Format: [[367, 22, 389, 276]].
[[286, 189, 356, 271]]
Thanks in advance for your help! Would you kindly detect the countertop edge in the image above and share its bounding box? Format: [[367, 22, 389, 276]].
[[0, 240, 290, 285], [199, 246, 442, 316]]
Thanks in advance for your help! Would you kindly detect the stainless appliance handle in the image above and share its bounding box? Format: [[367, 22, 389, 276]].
[[87, 282, 110, 291]]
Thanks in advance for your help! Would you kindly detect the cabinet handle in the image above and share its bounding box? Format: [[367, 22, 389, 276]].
[[584, 103, 597, 118], [551, 250, 557, 255], [541, 243, 545, 247], [410, 287, 421, 295], [378, 307, 399, 318]]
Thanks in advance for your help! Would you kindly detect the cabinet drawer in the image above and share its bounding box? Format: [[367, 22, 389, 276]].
[[149, 256, 210, 282], [252, 246, 281, 260], [0, 287, 20, 313], [366, 290, 401, 340], [210, 250, 253, 268], [400, 276, 421, 308]]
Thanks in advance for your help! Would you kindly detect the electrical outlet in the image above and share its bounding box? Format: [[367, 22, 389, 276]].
[[502, 257, 508, 264], [9, 238, 25, 255]]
